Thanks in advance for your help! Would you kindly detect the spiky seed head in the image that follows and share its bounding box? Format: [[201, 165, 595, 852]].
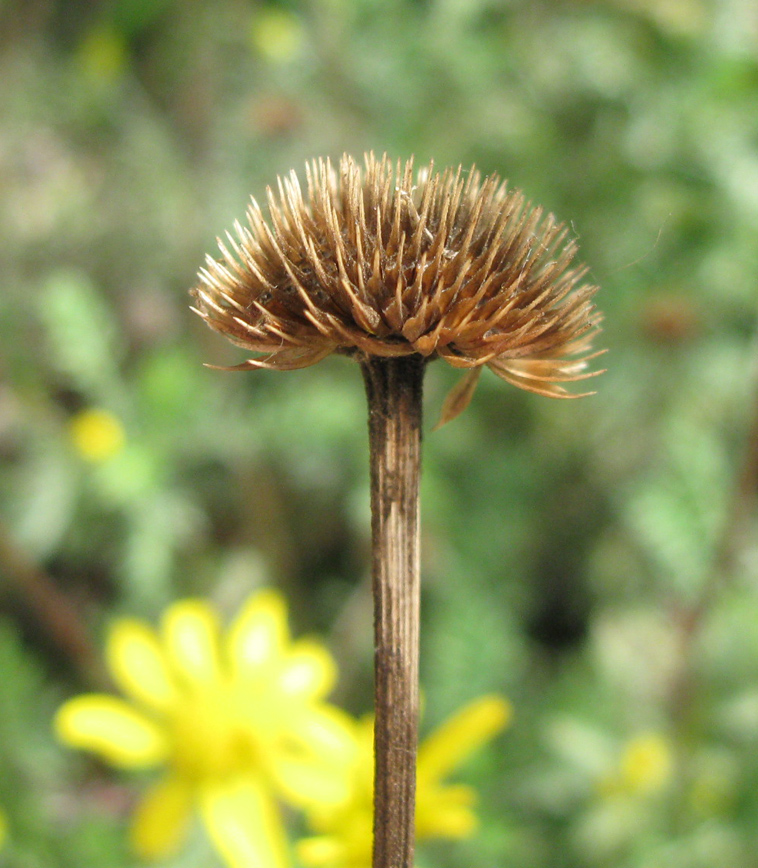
[[191, 153, 604, 415]]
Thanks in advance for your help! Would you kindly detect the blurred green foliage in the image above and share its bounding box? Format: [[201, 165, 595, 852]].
[[1, 0, 758, 865]]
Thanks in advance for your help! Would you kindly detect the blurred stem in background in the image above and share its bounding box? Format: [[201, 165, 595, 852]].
[[669, 344, 758, 722], [0, 520, 107, 688]]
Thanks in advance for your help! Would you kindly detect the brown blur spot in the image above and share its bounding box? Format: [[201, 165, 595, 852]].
[[247, 94, 303, 139], [640, 294, 701, 343]]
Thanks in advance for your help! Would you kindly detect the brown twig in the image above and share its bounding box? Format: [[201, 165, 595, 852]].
[[361, 354, 424, 868], [669, 364, 758, 718], [0, 520, 107, 687]]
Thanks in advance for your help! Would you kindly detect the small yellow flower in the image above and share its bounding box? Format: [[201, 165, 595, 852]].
[[297, 695, 511, 868], [55, 590, 353, 867], [250, 9, 304, 63], [0, 807, 7, 848], [597, 732, 674, 799], [69, 408, 125, 462], [76, 24, 128, 83], [618, 732, 673, 796]]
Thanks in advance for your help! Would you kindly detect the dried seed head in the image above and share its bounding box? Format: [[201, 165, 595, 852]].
[[192, 153, 604, 414]]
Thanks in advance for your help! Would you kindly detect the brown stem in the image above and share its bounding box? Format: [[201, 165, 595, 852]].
[[0, 521, 108, 688], [361, 354, 424, 868], [668, 373, 758, 718]]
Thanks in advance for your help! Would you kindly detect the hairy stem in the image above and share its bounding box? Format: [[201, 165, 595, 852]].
[[361, 354, 424, 868]]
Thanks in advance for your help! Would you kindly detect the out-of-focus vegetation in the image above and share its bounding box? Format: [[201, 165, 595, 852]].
[[1, 0, 757, 865]]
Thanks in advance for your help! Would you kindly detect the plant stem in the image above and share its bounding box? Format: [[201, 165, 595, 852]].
[[361, 354, 425, 868], [0, 520, 108, 688]]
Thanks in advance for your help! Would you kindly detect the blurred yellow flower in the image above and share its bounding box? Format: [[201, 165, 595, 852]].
[[618, 732, 673, 795], [0, 808, 7, 848], [250, 9, 304, 63], [55, 590, 353, 868], [77, 24, 128, 83], [69, 408, 125, 462], [297, 695, 511, 868]]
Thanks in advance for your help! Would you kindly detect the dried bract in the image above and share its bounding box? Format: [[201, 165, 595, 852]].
[[192, 153, 603, 409]]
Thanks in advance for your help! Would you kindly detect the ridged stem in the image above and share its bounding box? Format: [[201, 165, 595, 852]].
[[361, 354, 424, 868]]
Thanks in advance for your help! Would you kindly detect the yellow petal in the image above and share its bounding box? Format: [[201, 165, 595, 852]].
[[162, 599, 221, 684], [272, 754, 352, 808], [199, 777, 290, 868], [271, 709, 356, 808], [288, 706, 357, 767], [227, 589, 288, 676], [296, 835, 346, 867], [129, 775, 193, 860], [418, 695, 512, 784], [106, 618, 177, 711], [417, 805, 477, 839], [417, 783, 477, 839], [55, 695, 168, 768], [280, 640, 336, 699]]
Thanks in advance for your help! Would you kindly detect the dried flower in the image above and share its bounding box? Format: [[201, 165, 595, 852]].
[[190, 154, 604, 868], [191, 152, 603, 420]]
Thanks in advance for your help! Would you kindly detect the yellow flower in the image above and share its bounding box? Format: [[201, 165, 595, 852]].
[[618, 732, 673, 795], [55, 590, 353, 867], [598, 732, 674, 799], [76, 24, 128, 84], [250, 9, 304, 63], [69, 408, 125, 462], [297, 695, 512, 868], [0, 807, 7, 848]]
